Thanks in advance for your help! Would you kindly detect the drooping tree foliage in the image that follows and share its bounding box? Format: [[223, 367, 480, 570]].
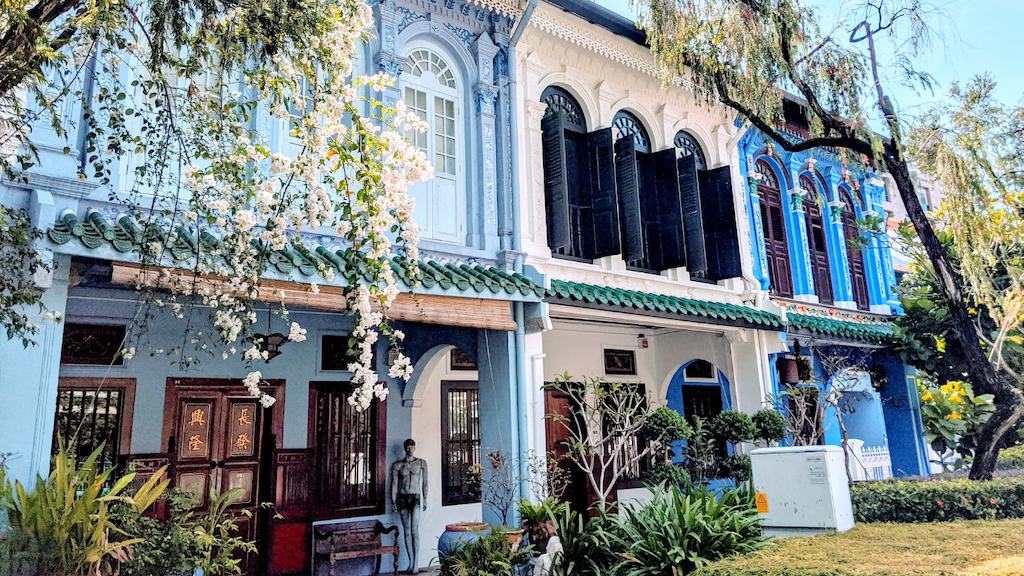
[[632, 0, 1022, 478]]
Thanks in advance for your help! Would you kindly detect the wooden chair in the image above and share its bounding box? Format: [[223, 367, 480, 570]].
[[313, 520, 400, 575]]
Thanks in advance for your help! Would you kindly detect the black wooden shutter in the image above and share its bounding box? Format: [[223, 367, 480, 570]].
[[678, 155, 707, 275], [615, 136, 645, 263], [584, 128, 620, 259], [542, 113, 572, 253], [646, 149, 686, 271], [700, 167, 742, 280]]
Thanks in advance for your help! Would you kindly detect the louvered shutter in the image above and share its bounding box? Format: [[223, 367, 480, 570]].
[[615, 136, 645, 263], [678, 155, 707, 275], [646, 149, 686, 271], [584, 128, 621, 259], [843, 207, 870, 310], [700, 167, 742, 281], [542, 113, 572, 253]]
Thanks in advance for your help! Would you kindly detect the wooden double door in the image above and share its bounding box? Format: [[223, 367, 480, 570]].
[[162, 378, 284, 574]]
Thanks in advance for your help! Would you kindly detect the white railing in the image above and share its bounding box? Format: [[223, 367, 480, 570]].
[[846, 438, 893, 481]]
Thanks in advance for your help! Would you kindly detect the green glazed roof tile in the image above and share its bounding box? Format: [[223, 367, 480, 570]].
[[45, 212, 544, 301], [546, 280, 784, 330], [787, 312, 894, 342]]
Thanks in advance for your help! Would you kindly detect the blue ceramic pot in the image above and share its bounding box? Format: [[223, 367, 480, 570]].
[[437, 522, 490, 559]]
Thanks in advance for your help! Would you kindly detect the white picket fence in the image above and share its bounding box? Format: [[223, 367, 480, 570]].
[[846, 438, 893, 481]]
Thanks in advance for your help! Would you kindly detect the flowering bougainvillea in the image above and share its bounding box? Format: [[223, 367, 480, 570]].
[[60, 0, 435, 408]]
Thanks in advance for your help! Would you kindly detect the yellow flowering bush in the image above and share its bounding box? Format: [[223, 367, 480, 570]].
[[920, 380, 996, 461]]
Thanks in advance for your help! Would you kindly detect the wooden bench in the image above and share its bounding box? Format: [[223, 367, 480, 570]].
[[313, 520, 400, 575]]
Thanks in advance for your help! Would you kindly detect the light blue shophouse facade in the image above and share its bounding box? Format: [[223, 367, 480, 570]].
[[0, 0, 547, 573], [737, 121, 930, 479]]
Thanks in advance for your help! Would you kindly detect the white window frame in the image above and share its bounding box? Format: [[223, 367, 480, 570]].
[[400, 42, 465, 244]]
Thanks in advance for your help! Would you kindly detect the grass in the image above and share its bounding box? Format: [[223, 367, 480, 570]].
[[691, 519, 1024, 576]]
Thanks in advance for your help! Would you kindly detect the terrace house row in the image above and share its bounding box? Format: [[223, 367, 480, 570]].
[[0, 0, 930, 573]]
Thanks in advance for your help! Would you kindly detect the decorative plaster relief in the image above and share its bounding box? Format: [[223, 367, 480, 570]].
[[789, 187, 807, 212], [827, 200, 845, 222], [395, 6, 427, 32], [475, 88, 498, 115], [483, 123, 496, 225], [530, 10, 657, 76]]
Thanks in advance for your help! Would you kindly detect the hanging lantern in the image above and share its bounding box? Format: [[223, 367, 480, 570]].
[[248, 332, 288, 362]]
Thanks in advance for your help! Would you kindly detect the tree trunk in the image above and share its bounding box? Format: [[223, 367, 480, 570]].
[[885, 153, 1024, 479]]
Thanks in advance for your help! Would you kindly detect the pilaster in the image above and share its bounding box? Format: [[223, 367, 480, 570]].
[[746, 163, 770, 291], [473, 33, 500, 250], [0, 254, 70, 486]]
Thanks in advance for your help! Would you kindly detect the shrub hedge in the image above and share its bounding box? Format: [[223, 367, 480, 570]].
[[850, 476, 1024, 522], [997, 445, 1024, 471]]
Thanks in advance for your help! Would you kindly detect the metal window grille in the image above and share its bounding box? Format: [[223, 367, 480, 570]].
[[51, 388, 123, 470], [314, 386, 378, 512], [442, 382, 481, 505]]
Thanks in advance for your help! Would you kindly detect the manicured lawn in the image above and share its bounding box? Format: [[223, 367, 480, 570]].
[[692, 519, 1024, 576]]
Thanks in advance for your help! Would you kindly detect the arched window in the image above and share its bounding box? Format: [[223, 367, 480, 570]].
[[539, 86, 620, 261], [756, 160, 793, 297], [801, 175, 833, 305], [841, 189, 870, 310], [541, 86, 585, 129], [403, 47, 462, 244], [612, 110, 650, 152], [674, 130, 707, 171]]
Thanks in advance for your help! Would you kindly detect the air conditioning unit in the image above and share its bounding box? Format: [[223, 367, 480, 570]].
[[750, 445, 854, 538]]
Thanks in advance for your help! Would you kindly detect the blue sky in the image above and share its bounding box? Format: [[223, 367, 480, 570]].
[[589, 0, 1023, 113]]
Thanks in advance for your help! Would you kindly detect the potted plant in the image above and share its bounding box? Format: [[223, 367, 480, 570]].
[[438, 526, 532, 576]]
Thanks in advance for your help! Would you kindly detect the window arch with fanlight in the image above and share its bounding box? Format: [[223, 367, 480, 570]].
[[541, 86, 585, 130], [674, 130, 707, 171], [612, 110, 650, 152], [402, 46, 463, 244]]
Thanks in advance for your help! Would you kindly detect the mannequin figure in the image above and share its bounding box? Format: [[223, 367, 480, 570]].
[[391, 439, 427, 574]]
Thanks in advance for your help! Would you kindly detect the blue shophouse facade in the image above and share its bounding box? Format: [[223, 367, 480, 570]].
[[737, 114, 930, 479]]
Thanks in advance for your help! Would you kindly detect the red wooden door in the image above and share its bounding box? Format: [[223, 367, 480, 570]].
[[544, 388, 589, 513], [163, 378, 284, 575]]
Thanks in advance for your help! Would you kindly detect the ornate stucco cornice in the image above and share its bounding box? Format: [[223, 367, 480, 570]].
[[529, 6, 657, 76]]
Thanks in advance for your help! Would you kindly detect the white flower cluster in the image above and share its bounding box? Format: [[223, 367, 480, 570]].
[[244, 370, 277, 407], [142, 0, 432, 409]]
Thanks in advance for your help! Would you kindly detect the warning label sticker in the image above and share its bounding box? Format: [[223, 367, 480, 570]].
[[755, 493, 769, 514]]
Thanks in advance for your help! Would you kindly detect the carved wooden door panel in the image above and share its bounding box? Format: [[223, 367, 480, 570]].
[[164, 379, 284, 575]]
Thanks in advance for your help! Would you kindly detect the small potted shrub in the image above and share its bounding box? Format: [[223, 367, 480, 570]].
[[438, 526, 532, 576]]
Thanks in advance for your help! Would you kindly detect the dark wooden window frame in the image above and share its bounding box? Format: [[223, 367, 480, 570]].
[[603, 349, 637, 376], [757, 160, 795, 298], [60, 323, 127, 366], [441, 380, 482, 506], [801, 175, 835, 305], [683, 360, 717, 382], [840, 189, 871, 311], [52, 377, 136, 469], [307, 381, 386, 520]]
